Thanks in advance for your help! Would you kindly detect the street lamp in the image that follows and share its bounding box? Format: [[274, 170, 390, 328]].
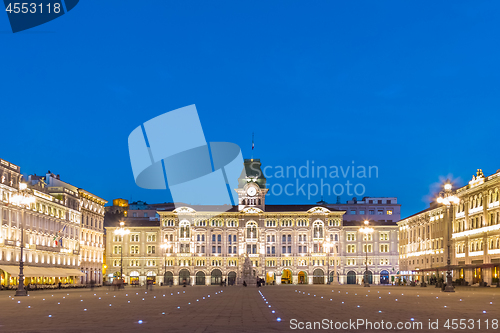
[[10, 182, 36, 296], [160, 242, 171, 284], [114, 222, 130, 285], [437, 181, 459, 293], [360, 220, 374, 287], [323, 241, 331, 284]]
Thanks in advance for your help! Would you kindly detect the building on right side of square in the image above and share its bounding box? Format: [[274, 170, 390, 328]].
[[398, 168, 500, 286]]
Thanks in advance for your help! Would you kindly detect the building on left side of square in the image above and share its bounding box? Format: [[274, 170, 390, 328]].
[[0, 157, 106, 289]]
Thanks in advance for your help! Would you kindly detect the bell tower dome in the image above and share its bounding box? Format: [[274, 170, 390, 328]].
[[236, 159, 268, 211]]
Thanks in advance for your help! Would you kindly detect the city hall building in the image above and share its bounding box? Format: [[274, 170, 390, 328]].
[[105, 159, 399, 286], [398, 169, 500, 286]]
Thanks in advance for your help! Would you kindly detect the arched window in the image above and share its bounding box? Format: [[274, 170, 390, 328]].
[[179, 220, 190, 239], [246, 221, 258, 239], [312, 221, 324, 239]]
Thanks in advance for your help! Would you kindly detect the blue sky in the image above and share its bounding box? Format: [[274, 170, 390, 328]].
[[1, 1, 499, 217]]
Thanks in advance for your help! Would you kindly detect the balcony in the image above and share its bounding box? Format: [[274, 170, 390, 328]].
[[488, 201, 499, 209], [469, 206, 483, 215], [36, 244, 61, 252], [4, 239, 16, 246]]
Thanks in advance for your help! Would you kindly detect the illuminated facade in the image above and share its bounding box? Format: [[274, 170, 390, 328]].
[[398, 203, 449, 282], [45, 173, 107, 285], [0, 160, 83, 287], [452, 169, 500, 285], [105, 159, 399, 286], [78, 190, 106, 284], [398, 169, 500, 286]]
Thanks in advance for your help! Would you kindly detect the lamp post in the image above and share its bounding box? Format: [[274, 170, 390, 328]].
[[360, 220, 374, 287], [324, 241, 330, 284], [114, 222, 130, 285], [437, 182, 459, 293], [10, 183, 35, 297], [160, 242, 171, 284]]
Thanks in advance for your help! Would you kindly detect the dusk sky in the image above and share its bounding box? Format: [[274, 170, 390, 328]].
[[1, 1, 499, 217]]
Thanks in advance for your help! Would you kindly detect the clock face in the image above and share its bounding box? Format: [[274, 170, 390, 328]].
[[247, 187, 257, 197]]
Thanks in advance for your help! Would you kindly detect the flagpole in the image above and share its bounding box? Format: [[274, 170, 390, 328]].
[[251, 132, 254, 160]]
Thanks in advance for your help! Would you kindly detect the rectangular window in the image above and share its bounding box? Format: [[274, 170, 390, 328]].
[[359, 210, 365, 215], [217, 246, 221, 254], [213, 246, 216, 253], [377, 210, 384, 215], [387, 210, 393, 215], [350, 210, 356, 215], [379, 232, 389, 241], [288, 246, 291, 253], [130, 245, 138, 254], [282, 246, 286, 254], [287, 235, 292, 243], [369, 210, 375, 215], [272, 246, 275, 254], [147, 245, 156, 254]]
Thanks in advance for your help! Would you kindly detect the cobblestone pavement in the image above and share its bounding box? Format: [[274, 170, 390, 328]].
[[0, 285, 498, 332]]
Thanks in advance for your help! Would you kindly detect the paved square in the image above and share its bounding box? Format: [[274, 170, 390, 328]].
[[0, 285, 498, 332]]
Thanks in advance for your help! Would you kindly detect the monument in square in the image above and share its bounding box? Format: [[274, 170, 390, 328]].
[[242, 254, 257, 286]]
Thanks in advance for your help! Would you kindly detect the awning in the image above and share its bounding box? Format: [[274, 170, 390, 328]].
[[61, 269, 85, 277], [0, 265, 19, 275], [0, 265, 84, 277]]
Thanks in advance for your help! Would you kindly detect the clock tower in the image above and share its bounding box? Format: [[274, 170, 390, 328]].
[[236, 159, 268, 211]]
